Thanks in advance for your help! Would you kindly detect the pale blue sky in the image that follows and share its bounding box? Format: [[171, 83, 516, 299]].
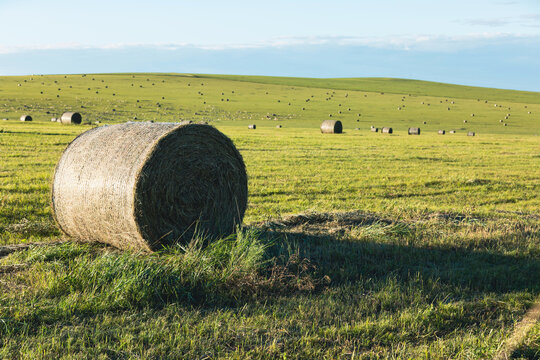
[[0, 0, 539, 90]]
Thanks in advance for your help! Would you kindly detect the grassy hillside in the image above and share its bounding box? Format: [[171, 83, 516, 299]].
[[196, 74, 540, 104], [0, 73, 538, 135], [0, 73, 539, 359]]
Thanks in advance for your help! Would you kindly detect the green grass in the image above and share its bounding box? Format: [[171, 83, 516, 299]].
[[0, 73, 539, 359]]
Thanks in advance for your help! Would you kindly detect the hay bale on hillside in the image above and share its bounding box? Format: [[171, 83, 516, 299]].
[[320, 120, 342, 134], [438, 130, 445, 135], [51, 117, 57, 122], [408, 127, 420, 135], [276, 125, 282, 128], [60, 112, 82, 125], [371, 127, 378, 132], [51, 122, 247, 252], [468, 131, 475, 136], [449, 130, 456, 134], [382, 127, 393, 134], [248, 124, 256, 129], [20, 115, 32, 122]]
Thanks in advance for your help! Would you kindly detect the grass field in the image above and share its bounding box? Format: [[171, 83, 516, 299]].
[[0, 73, 539, 359]]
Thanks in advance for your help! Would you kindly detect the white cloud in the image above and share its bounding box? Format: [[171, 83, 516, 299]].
[[457, 13, 540, 28], [0, 33, 538, 54]]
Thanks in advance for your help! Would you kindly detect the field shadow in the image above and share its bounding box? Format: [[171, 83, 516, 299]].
[[253, 211, 540, 295]]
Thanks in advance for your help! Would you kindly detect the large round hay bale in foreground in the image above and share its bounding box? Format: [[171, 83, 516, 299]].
[[52, 122, 248, 252], [60, 112, 82, 125], [408, 127, 420, 135], [20, 115, 32, 122], [320, 120, 342, 134], [382, 127, 393, 134]]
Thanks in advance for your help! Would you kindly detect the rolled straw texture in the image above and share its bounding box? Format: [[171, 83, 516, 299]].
[[51, 122, 247, 251]]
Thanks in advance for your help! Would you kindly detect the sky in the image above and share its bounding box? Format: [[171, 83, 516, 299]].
[[0, 0, 539, 91]]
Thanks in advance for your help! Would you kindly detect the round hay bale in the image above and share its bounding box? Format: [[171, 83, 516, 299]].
[[408, 127, 420, 135], [449, 130, 456, 134], [248, 124, 256, 129], [20, 115, 32, 122], [276, 125, 282, 128], [60, 112, 82, 125], [438, 130, 445, 135], [382, 127, 393, 134], [467, 131, 475, 136], [320, 120, 342, 134], [371, 127, 378, 132], [51, 122, 247, 252], [51, 117, 57, 122]]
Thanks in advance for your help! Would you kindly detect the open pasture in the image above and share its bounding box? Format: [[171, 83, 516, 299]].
[[0, 74, 539, 359]]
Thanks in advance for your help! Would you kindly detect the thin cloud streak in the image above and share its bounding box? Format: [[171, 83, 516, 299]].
[[0, 33, 538, 54]]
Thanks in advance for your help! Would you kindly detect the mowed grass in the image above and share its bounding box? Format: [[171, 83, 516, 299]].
[[0, 73, 539, 359]]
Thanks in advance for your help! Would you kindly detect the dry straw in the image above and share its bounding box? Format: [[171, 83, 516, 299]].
[[60, 112, 82, 125], [320, 120, 342, 133], [51, 122, 248, 252]]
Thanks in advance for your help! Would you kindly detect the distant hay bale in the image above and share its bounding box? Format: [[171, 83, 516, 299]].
[[408, 127, 420, 135], [60, 112, 82, 125], [468, 131, 475, 136], [320, 120, 342, 134], [371, 127, 378, 132], [382, 127, 393, 134], [423, 121, 427, 124], [20, 115, 32, 122], [438, 130, 445, 135], [51, 117, 57, 122], [51, 122, 247, 252], [276, 125, 282, 128], [248, 124, 256, 129], [463, 120, 467, 123], [449, 130, 456, 134]]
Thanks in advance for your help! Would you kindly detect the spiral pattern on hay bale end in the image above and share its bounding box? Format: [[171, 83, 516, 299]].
[[60, 112, 82, 125], [320, 120, 342, 134], [51, 122, 248, 251]]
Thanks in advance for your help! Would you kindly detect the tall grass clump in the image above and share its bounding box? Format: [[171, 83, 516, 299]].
[[2, 228, 269, 325]]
